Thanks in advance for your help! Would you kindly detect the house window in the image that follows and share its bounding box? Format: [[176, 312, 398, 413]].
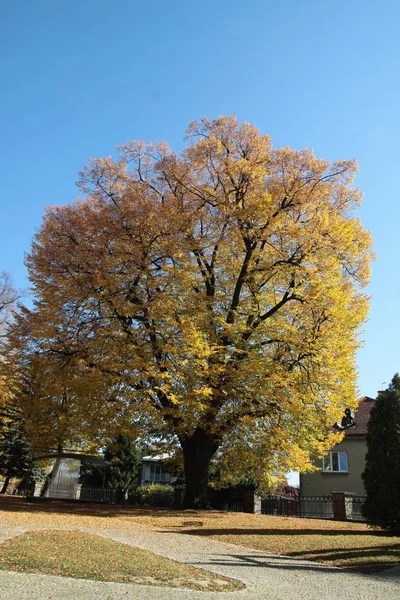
[[149, 463, 166, 482], [322, 452, 348, 472]]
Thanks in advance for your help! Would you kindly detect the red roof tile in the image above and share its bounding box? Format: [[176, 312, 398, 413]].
[[345, 396, 375, 437]]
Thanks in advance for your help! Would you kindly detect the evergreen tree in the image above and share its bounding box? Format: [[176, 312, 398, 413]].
[[0, 405, 31, 493], [362, 375, 400, 532], [103, 435, 143, 504]]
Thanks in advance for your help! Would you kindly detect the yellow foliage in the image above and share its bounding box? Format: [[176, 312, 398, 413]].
[[13, 117, 373, 491]]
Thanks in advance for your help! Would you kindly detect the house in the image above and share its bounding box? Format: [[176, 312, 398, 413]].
[[300, 397, 375, 497], [140, 453, 176, 485]]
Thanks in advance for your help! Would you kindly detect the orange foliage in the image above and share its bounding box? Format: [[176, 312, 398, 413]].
[[13, 117, 373, 492]]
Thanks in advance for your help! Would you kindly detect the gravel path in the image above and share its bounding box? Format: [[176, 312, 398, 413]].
[[0, 523, 399, 600]]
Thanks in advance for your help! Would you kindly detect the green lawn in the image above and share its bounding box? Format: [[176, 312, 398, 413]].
[[0, 529, 243, 591]]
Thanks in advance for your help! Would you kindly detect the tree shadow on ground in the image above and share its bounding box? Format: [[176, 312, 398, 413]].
[[191, 552, 400, 578], [170, 526, 395, 537], [191, 552, 340, 573], [287, 545, 400, 573], [289, 544, 400, 557], [0, 496, 203, 519], [160, 528, 400, 574]]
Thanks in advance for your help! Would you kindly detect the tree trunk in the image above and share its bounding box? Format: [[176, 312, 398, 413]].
[[40, 476, 50, 497], [115, 488, 127, 505], [0, 475, 10, 494], [40, 458, 62, 497], [181, 428, 219, 509]]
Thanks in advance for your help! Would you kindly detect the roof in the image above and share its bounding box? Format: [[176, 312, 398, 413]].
[[142, 453, 171, 462], [345, 396, 375, 437], [32, 453, 110, 467]]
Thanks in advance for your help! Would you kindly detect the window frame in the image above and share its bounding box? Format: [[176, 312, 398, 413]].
[[149, 463, 166, 482], [322, 451, 348, 473]]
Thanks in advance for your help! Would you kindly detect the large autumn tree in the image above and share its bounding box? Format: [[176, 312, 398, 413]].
[[18, 117, 372, 507]]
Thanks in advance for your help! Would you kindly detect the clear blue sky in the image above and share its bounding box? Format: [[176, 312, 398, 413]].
[[1, 0, 399, 399]]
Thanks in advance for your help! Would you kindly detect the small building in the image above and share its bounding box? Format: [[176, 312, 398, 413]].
[[300, 397, 374, 497], [140, 453, 176, 485], [27, 452, 110, 501]]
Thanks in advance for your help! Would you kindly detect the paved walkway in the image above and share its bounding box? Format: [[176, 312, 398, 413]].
[[0, 523, 399, 600]]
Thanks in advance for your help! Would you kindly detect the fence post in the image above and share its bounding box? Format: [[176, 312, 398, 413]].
[[343, 492, 356, 521], [243, 490, 262, 514], [332, 491, 347, 520]]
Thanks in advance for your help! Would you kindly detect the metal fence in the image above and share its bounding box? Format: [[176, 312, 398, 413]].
[[28, 482, 115, 503], [78, 486, 116, 503], [222, 498, 244, 512], [260, 494, 365, 521], [261, 495, 300, 517], [299, 496, 334, 519], [261, 495, 333, 519], [345, 495, 365, 522]]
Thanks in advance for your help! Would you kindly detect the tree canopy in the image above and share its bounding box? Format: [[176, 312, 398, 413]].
[[362, 375, 400, 532], [14, 117, 373, 506]]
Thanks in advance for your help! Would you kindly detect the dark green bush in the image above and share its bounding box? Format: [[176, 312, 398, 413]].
[[207, 482, 254, 510], [362, 375, 400, 533]]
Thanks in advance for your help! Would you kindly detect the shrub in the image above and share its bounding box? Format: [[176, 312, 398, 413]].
[[362, 375, 400, 533], [132, 484, 175, 507], [207, 483, 254, 510]]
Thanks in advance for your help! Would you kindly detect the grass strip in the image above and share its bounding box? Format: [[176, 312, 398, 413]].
[[0, 530, 244, 591]]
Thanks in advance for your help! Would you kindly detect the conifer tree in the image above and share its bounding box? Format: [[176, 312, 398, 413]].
[[362, 375, 400, 532], [0, 405, 30, 493], [104, 435, 143, 503]]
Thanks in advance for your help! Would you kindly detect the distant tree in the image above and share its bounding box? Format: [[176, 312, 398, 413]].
[[17, 466, 47, 496], [362, 375, 400, 533], [78, 463, 105, 488], [0, 404, 30, 493], [0, 272, 18, 336], [275, 483, 299, 500], [0, 272, 20, 413], [30, 467, 47, 482], [104, 435, 143, 503]]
